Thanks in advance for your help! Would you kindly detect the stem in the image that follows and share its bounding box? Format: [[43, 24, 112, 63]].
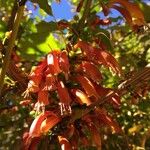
[[78, 0, 92, 32], [7, 1, 18, 30], [0, 5, 24, 95]]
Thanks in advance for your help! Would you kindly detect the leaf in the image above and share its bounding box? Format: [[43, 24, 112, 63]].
[[109, 0, 145, 26], [96, 32, 113, 51], [76, 75, 99, 99], [31, 0, 53, 16], [111, 5, 132, 27], [0, 20, 7, 39], [97, 49, 121, 75], [58, 135, 72, 150], [28, 137, 41, 150], [19, 22, 58, 60], [71, 89, 92, 106], [23, 132, 40, 150], [138, 2, 150, 22]]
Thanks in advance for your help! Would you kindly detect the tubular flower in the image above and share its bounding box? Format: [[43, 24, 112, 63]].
[[59, 50, 70, 80], [57, 80, 72, 116], [44, 74, 57, 91], [23, 111, 61, 149], [58, 135, 72, 150], [71, 89, 92, 106], [75, 41, 122, 75], [76, 74, 99, 99], [47, 51, 61, 75], [81, 61, 102, 83], [22, 38, 124, 149]]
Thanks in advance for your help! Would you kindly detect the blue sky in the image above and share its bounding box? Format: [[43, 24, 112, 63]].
[[26, 0, 76, 21], [26, 0, 150, 21]]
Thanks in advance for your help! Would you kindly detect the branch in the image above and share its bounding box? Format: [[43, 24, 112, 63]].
[[7, 1, 18, 30], [141, 128, 150, 148], [78, 0, 92, 32], [7, 61, 28, 91], [0, 4, 25, 95]]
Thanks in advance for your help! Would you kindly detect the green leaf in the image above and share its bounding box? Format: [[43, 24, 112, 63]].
[[138, 1, 150, 22], [31, 0, 53, 16], [19, 21, 58, 60], [0, 20, 7, 39], [96, 29, 113, 51]]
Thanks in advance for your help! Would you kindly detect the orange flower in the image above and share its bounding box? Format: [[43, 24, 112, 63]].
[[47, 51, 61, 75], [81, 61, 102, 83], [58, 135, 72, 150], [57, 80, 72, 105], [75, 41, 121, 75], [30, 59, 47, 76], [40, 115, 61, 133], [76, 75, 99, 99], [37, 90, 49, 106], [29, 111, 60, 138], [71, 89, 92, 106], [44, 74, 57, 91], [59, 50, 70, 80], [57, 80, 72, 115]]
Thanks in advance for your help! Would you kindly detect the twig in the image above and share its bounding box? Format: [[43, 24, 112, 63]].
[[0, 5, 25, 95]]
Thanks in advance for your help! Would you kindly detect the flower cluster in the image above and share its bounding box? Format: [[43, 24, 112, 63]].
[[23, 40, 122, 149]]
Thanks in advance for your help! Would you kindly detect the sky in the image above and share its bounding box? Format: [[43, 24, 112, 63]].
[[26, 0, 150, 21], [26, 0, 76, 21]]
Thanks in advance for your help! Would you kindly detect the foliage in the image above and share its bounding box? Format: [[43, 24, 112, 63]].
[[0, 0, 150, 150]]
